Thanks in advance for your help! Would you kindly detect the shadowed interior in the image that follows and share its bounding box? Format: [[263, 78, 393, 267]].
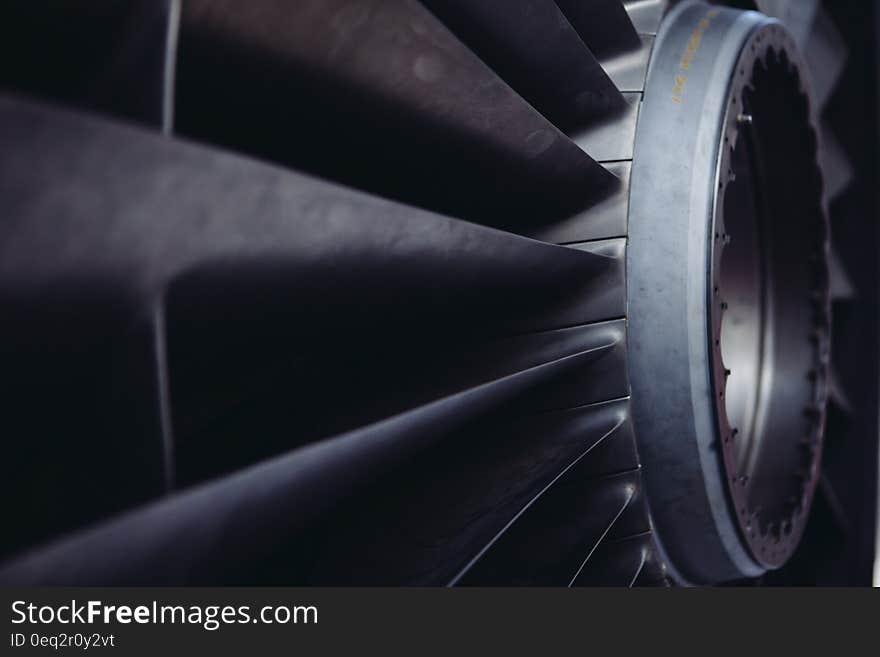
[[719, 48, 828, 539]]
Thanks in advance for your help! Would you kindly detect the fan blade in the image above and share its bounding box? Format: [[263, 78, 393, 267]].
[[829, 248, 856, 301], [0, 0, 179, 129], [0, 289, 172, 561], [419, 0, 626, 133], [804, 9, 847, 111], [452, 467, 650, 586], [555, 0, 641, 59], [309, 396, 635, 584], [556, 0, 652, 93], [622, 0, 666, 35], [0, 96, 627, 561], [821, 124, 855, 203], [597, 37, 653, 93], [819, 473, 852, 535], [174, 0, 617, 229], [755, 0, 819, 49], [570, 93, 640, 161], [530, 162, 631, 244], [0, 332, 622, 585], [570, 531, 668, 586], [828, 366, 853, 415]]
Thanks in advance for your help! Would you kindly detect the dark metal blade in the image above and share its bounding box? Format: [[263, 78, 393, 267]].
[[420, 0, 627, 131], [175, 0, 617, 229]]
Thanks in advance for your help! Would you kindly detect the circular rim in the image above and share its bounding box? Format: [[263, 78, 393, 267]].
[[627, 1, 830, 583], [709, 23, 830, 569]]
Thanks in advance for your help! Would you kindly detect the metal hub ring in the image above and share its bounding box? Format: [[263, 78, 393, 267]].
[[627, 1, 830, 584]]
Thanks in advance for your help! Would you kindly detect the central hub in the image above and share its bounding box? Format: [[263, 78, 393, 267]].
[[627, 1, 830, 584], [712, 35, 829, 569]]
